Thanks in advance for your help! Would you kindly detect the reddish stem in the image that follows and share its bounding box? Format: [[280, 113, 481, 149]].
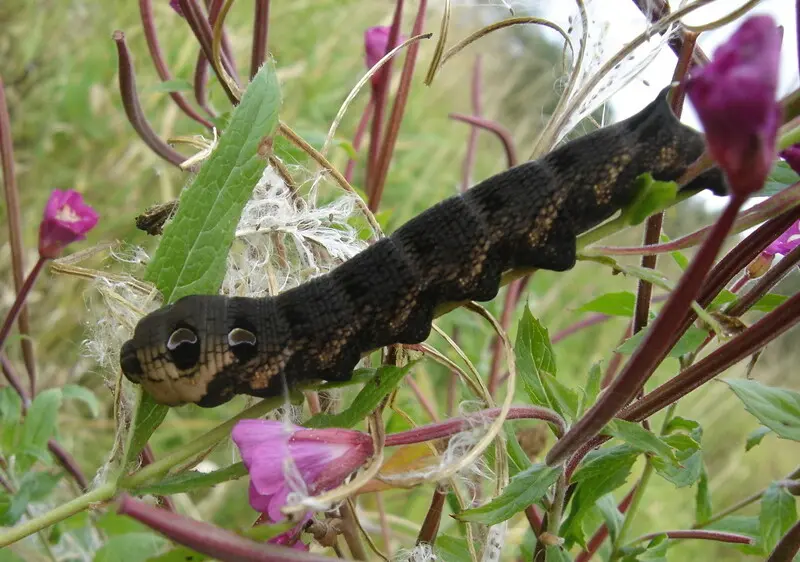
[[416, 486, 446, 545], [369, 0, 428, 212], [449, 114, 518, 169], [547, 195, 747, 466], [113, 30, 186, 166], [0, 257, 45, 352], [138, 0, 214, 129], [118, 494, 331, 561], [344, 98, 375, 183], [384, 406, 565, 447], [0, 77, 36, 393], [250, 0, 270, 79], [461, 56, 482, 193], [193, 49, 215, 118], [365, 0, 404, 201], [632, 529, 752, 545]]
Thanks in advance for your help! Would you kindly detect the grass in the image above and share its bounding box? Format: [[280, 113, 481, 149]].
[[1, 1, 798, 560]]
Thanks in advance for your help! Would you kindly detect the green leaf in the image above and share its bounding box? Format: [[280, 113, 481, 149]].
[[305, 363, 414, 429], [124, 59, 282, 465], [620, 534, 669, 562], [695, 466, 712, 524], [144, 79, 193, 94], [603, 419, 677, 464], [711, 289, 789, 313], [0, 387, 22, 453], [455, 463, 561, 525], [541, 372, 580, 422], [515, 306, 561, 413], [93, 532, 168, 562], [579, 363, 603, 416], [760, 482, 798, 553], [596, 493, 624, 544], [746, 426, 772, 451], [0, 470, 62, 526], [652, 433, 702, 487], [760, 160, 800, 196], [505, 426, 533, 475], [545, 546, 572, 562], [563, 446, 638, 542], [132, 462, 247, 496], [616, 325, 707, 358], [18, 388, 62, 470], [62, 384, 100, 418], [623, 174, 678, 226], [577, 292, 636, 317], [725, 379, 800, 442], [436, 535, 475, 562], [145, 60, 281, 303]]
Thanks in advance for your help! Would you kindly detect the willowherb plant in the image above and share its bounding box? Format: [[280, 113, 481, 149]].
[[2, 1, 800, 561]]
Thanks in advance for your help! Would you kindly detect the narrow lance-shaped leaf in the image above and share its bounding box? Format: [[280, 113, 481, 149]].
[[455, 463, 561, 525], [725, 379, 800, 442], [122, 60, 282, 466]]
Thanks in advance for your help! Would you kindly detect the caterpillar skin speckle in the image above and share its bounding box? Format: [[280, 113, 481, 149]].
[[120, 88, 726, 407]]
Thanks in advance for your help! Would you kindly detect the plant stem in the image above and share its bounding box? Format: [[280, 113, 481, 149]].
[[121, 395, 282, 489], [0, 257, 45, 353], [0, 482, 116, 547], [612, 461, 655, 559]]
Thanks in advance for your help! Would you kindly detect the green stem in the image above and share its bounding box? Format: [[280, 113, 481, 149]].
[[0, 482, 116, 548], [612, 461, 655, 559], [120, 395, 282, 489], [548, 473, 567, 536], [611, 404, 678, 559]]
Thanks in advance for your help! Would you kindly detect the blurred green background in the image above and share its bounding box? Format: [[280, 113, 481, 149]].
[[1, 1, 798, 560]]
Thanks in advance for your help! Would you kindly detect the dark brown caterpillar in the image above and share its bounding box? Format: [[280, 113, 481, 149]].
[[120, 89, 725, 407]]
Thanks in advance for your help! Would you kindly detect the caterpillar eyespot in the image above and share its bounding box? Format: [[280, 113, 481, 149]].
[[120, 88, 726, 408]]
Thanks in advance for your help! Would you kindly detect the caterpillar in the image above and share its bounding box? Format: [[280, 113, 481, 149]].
[[120, 88, 725, 407]]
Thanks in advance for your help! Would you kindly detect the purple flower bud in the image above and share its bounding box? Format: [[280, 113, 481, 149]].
[[38, 189, 99, 259], [365, 26, 392, 74], [780, 143, 800, 174], [232, 420, 373, 522], [686, 15, 783, 197], [169, 0, 184, 17]]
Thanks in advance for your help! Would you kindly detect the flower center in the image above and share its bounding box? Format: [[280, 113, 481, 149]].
[[56, 204, 81, 223]]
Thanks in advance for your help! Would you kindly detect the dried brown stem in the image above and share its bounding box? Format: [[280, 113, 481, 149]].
[[416, 486, 446, 546]]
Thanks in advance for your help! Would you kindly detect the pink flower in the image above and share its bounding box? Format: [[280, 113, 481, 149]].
[[38, 189, 99, 259], [231, 420, 373, 523], [365, 26, 405, 87], [686, 15, 783, 197], [765, 220, 800, 257], [780, 143, 800, 174]]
